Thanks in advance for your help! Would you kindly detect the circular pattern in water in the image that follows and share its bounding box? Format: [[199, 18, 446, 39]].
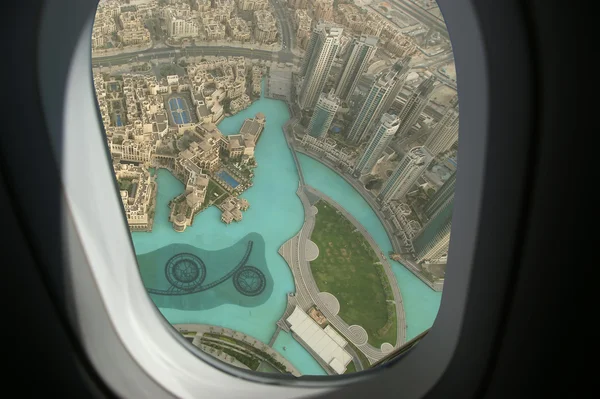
[[234, 266, 266, 297], [165, 253, 207, 291]]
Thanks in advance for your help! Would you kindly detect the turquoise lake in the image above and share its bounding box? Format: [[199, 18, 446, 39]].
[[131, 84, 441, 375]]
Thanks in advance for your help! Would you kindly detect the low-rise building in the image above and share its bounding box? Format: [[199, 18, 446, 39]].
[[295, 9, 312, 50], [204, 18, 227, 40], [384, 31, 418, 58], [313, 0, 334, 22], [114, 163, 154, 231], [237, 0, 268, 11], [230, 94, 252, 114], [165, 8, 200, 38], [117, 11, 151, 46], [223, 112, 265, 162], [254, 10, 278, 43], [287, 0, 309, 9], [227, 17, 251, 42], [300, 134, 355, 166], [251, 65, 264, 95], [219, 196, 249, 223], [336, 4, 368, 34]]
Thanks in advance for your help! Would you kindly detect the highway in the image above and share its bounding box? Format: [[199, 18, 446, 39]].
[[92, 46, 286, 67], [270, 0, 294, 51], [91, 0, 298, 68]]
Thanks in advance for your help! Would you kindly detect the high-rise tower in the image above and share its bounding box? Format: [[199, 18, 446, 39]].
[[307, 90, 341, 138], [298, 23, 343, 110], [395, 76, 436, 138], [335, 35, 378, 102], [412, 198, 453, 263], [378, 146, 432, 203], [353, 113, 399, 176], [346, 57, 411, 144], [424, 98, 459, 156], [424, 172, 456, 220]]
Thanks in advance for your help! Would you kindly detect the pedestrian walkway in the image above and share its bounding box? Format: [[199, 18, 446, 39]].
[[174, 324, 301, 376]]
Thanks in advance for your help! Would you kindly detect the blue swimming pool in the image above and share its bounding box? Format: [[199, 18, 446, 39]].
[[115, 114, 123, 126], [173, 113, 183, 125], [217, 170, 240, 188]]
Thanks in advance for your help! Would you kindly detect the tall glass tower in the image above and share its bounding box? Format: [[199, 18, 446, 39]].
[[298, 23, 343, 110], [346, 57, 411, 144], [424, 172, 456, 220], [424, 98, 459, 156], [413, 199, 453, 263], [335, 35, 378, 102], [378, 146, 432, 203], [353, 113, 399, 176], [307, 90, 341, 138], [395, 75, 436, 138]]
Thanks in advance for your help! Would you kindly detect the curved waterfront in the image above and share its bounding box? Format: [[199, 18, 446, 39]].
[[297, 154, 442, 340], [132, 92, 304, 344], [131, 84, 441, 374]]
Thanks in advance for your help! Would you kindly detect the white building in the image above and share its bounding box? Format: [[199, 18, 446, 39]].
[[165, 8, 200, 38], [286, 306, 352, 374]]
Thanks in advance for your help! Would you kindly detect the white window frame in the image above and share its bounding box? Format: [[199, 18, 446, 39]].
[[30, 0, 517, 397]]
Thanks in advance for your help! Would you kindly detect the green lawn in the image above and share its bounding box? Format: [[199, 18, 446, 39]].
[[117, 178, 132, 192], [344, 361, 356, 374], [310, 201, 397, 347], [206, 179, 227, 205]]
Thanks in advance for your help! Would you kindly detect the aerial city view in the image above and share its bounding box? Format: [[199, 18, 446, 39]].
[[92, 0, 458, 376]]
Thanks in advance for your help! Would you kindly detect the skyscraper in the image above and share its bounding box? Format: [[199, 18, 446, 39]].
[[298, 23, 343, 110], [395, 75, 436, 138], [424, 172, 456, 220], [424, 100, 459, 156], [335, 35, 378, 102], [346, 57, 411, 144], [378, 146, 432, 203], [307, 90, 340, 138], [353, 113, 399, 176], [412, 198, 453, 263]]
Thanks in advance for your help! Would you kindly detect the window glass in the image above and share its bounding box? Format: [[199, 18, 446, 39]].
[[92, 0, 457, 376]]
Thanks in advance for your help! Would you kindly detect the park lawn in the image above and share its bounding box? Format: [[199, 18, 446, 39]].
[[207, 179, 227, 205], [344, 361, 356, 374], [310, 201, 397, 348]]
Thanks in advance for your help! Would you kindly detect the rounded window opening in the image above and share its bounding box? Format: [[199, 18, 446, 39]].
[[91, 0, 458, 377]]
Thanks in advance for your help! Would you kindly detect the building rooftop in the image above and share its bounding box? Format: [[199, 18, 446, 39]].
[[286, 306, 352, 374], [240, 119, 263, 137]]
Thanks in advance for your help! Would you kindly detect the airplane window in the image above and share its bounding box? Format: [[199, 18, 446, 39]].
[[91, 0, 458, 376]]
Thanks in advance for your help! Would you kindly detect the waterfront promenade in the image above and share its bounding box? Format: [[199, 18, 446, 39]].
[[174, 323, 301, 377], [277, 118, 407, 365], [295, 146, 444, 292], [277, 185, 404, 365]]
